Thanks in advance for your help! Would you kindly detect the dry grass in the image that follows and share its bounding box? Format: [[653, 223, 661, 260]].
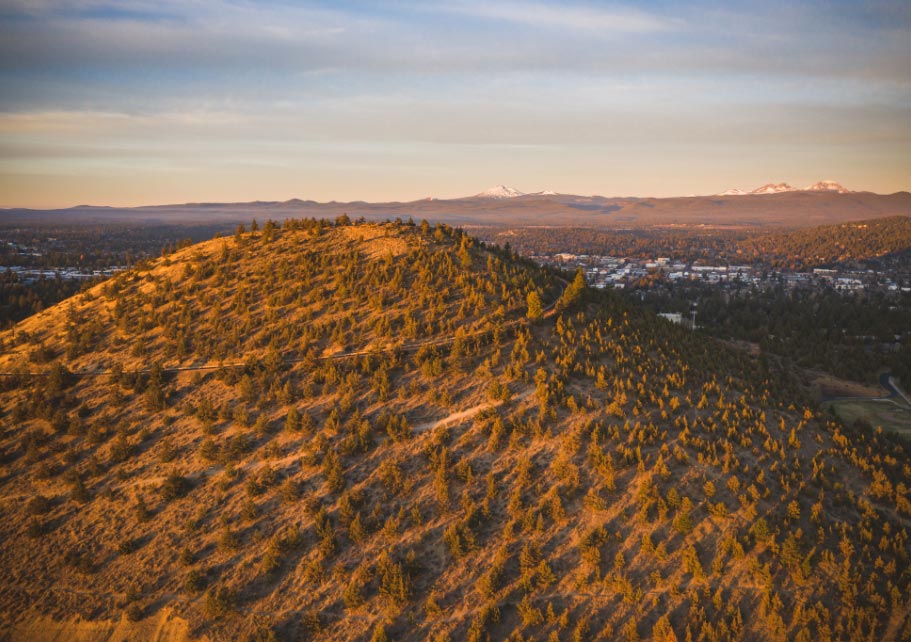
[[824, 399, 911, 438], [0, 222, 908, 641], [339, 224, 410, 259], [812, 371, 884, 399]]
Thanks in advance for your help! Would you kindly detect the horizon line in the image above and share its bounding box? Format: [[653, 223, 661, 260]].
[[3, 184, 908, 211]]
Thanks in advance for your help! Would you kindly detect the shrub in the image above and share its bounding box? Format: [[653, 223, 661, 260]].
[[70, 477, 90, 503], [125, 603, 144, 622], [26, 495, 52, 515], [26, 518, 46, 539], [180, 546, 196, 566], [158, 438, 178, 463], [117, 537, 139, 555], [302, 609, 322, 634], [280, 478, 300, 502], [160, 474, 192, 501], [343, 571, 367, 609], [185, 569, 207, 593], [203, 586, 237, 619], [135, 495, 152, 522]]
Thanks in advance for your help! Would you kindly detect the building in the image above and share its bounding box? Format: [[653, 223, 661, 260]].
[[658, 312, 683, 325]]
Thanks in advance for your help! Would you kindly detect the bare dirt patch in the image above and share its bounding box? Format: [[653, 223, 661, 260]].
[[5, 607, 202, 642], [812, 372, 884, 399], [338, 225, 409, 259]]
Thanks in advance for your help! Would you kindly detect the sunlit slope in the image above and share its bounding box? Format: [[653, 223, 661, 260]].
[[0, 220, 560, 374], [0, 220, 908, 642]]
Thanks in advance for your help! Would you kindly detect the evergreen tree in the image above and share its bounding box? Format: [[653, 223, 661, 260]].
[[558, 267, 586, 310], [526, 290, 544, 321]]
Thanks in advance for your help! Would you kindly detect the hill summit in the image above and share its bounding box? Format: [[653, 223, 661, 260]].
[[0, 220, 908, 641]]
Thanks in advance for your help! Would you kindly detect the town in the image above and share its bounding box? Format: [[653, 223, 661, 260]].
[[1, 265, 123, 283], [532, 252, 911, 294]]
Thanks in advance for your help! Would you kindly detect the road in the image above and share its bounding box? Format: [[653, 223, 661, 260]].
[[881, 372, 911, 407]]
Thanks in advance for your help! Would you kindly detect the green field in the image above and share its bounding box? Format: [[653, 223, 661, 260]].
[[824, 398, 911, 440]]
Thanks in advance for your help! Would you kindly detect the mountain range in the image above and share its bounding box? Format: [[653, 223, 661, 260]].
[[720, 180, 852, 196], [1, 184, 907, 229]]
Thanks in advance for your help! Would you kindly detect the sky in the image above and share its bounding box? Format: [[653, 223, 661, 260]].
[[0, 0, 909, 207]]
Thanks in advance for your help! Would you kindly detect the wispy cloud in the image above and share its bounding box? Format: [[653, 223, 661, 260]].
[[0, 1, 908, 205], [0, 1, 907, 84], [434, 1, 675, 32]]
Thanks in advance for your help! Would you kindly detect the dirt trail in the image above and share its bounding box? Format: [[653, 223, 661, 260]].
[[413, 387, 534, 433]]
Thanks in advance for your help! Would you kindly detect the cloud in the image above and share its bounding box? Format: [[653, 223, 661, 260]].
[[434, 0, 675, 32], [0, 0, 907, 85], [0, 1, 908, 204]]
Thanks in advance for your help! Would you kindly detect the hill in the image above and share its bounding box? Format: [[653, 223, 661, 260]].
[[736, 215, 911, 269], [2, 190, 909, 229], [0, 220, 909, 641]]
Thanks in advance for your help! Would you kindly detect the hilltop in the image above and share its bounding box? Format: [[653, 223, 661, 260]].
[[0, 220, 909, 641]]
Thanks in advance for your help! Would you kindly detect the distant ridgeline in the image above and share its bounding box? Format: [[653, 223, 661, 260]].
[[0, 219, 908, 641]]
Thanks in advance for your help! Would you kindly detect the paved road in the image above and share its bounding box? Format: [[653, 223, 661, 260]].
[[882, 372, 911, 407]]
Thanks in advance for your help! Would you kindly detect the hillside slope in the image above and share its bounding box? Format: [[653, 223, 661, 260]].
[[0, 220, 909, 641], [737, 215, 911, 269]]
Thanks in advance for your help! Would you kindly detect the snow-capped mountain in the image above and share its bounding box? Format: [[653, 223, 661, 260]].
[[804, 180, 850, 193], [750, 182, 797, 195], [718, 181, 851, 196], [475, 185, 525, 199]]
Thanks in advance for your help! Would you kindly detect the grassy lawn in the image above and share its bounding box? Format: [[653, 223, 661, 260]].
[[824, 399, 911, 440]]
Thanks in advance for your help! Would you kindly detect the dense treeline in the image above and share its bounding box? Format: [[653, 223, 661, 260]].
[[0, 220, 908, 641], [633, 283, 911, 385], [739, 216, 911, 270], [0, 223, 230, 270], [475, 215, 911, 273], [474, 226, 749, 263], [0, 271, 88, 328]]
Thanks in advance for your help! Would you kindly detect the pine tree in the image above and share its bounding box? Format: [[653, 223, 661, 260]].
[[526, 290, 544, 321], [558, 267, 586, 310]]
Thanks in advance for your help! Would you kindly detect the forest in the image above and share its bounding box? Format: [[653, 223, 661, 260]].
[[0, 271, 87, 328], [476, 215, 911, 272], [0, 222, 234, 327], [632, 283, 911, 385], [0, 222, 228, 270]]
